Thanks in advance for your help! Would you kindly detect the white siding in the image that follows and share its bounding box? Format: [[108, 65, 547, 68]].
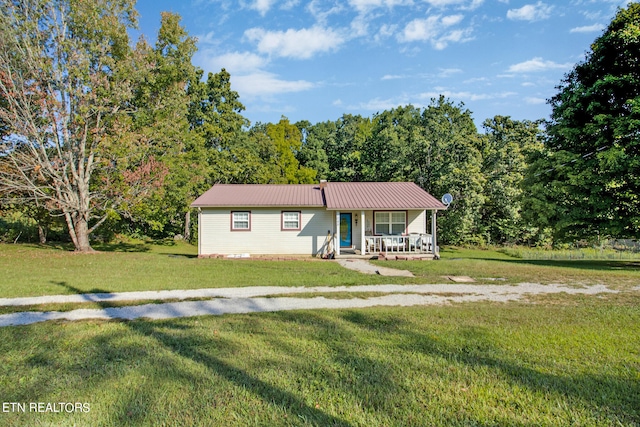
[[407, 210, 426, 234], [199, 208, 334, 255]]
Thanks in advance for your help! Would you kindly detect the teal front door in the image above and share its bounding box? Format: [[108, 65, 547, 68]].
[[340, 213, 352, 248]]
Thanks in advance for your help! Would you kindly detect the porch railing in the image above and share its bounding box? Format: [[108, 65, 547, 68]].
[[364, 234, 433, 255]]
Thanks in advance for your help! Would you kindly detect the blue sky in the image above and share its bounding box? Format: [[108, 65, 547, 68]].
[[133, 0, 631, 129]]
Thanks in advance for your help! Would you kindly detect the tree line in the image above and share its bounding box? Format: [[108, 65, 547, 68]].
[[1, 0, 638, 251]]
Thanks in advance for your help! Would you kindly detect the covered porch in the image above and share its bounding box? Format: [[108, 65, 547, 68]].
[[331, 209, 441, 258], [321, 181, 447, 260]]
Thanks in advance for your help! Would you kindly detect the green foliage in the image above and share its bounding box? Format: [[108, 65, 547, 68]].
[[529, 2, 640, 241], [266, 117, 317, 183], [0, 0, 139, 251], [190, 68, 249, 149], [6, 1, 633, 248], [481, 116, 544, 244]]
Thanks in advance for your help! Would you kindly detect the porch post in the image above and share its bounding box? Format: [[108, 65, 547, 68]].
[[431, 210, 437, 256], [335, 211, 340, 256], [197, 208, 202, 256], [361, 210, 365, 255]]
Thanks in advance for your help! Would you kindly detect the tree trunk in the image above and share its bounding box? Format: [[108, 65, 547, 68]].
[[73, 216, 94, 252], [38, 224, 47, 245], [184, 210, 191, 242], [64, 211, 94, 252]]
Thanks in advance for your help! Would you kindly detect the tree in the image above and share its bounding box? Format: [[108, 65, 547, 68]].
[[0, 0, 138, 251], [323, 114, 372, 182], [295, 120, 329, 180], [480, 116, 544, 244], [266, 117, 316, 183], [410, 97, 485, 245], [189, 68, 249, 149], [532, 2, 640, 241], [364, 106, 420, 182], [120, 12, 207, 240]]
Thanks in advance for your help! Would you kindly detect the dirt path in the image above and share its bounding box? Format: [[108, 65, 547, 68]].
[[0, 283, 617, 327]]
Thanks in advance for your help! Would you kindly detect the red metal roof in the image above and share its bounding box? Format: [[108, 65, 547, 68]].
[[324, 182, 446, 210], [191, 184, 325, 207], [191, 182, 447, 210]]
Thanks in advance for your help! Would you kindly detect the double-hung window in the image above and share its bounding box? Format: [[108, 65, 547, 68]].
[[231, 211, 251, 231], [282, 211, 301, 231], [375, 211, 406, 235]]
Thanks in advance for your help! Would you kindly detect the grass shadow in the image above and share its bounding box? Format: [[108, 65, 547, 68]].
[[125, 318, 353, 426], [91, 242, 151, 253], [401, 324, 640, 425]]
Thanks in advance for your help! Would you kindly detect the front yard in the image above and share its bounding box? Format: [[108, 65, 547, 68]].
[[0, 242, 639, 426]]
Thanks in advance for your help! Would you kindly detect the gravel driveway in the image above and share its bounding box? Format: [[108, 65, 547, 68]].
[[0, 283, 617, 327]]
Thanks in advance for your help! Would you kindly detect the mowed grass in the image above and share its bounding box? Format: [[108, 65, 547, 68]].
[[375, 246, 640, 290], [1, 243, 639, 298], [0, 243, 403, 298], [0, 297, 638, 426]]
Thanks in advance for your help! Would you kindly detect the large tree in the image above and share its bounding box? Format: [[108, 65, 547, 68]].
[[480, 116, 544, 244], [0, 0, 138, 251], [410, 97, 485, 245], [529, 3, 640, 241]]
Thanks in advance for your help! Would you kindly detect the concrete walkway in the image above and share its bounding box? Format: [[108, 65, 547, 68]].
[[0, 283, 618, 327], [336, 259, 414, 277]]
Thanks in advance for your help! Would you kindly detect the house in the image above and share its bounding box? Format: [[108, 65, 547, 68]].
[[191, 181, 447, 258]]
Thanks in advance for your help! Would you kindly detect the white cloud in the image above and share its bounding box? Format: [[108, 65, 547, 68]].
[[401, 16, 442, 42], [507, 2, 553, 21], [438, 68, 463, 77], [308, 1, 345, 24], [249, 0, 277, 15], [194, 50, 315, 98], [352, 89, 517, 113], [417, 90, 517, 102], [441, 14, 464, 26], [244, 25, 346, 59], [525, 97, 547, 104], [375, 23, 397, 41], [570, 24, 605, 33], [350, 97, 407, 112], [198, 51, 268, 75], [233, 72, 315, 96], [507, 57, 572, 73], [349, 0, 411, 13], [399, 14, 472, 49], [195, 31, 218, 46], [381, 74, 406, 80]]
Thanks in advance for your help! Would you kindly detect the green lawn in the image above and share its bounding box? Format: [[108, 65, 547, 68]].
[[0, 242, 406, 298], [378, 246, 640, 290], [1, 243, 639, 298], [0, 298, 638, 426], [1, 243, 639, 425]]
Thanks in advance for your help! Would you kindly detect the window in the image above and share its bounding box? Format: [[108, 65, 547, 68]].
[[231, 211, 251, 231], [282, 211, 301, 231], [374, 211, 406, 235]]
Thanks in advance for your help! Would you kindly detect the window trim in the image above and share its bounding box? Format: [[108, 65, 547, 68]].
[[230, 211, 251, 231], [281, 211, 302, 231], [373, 210, 407, 236]]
